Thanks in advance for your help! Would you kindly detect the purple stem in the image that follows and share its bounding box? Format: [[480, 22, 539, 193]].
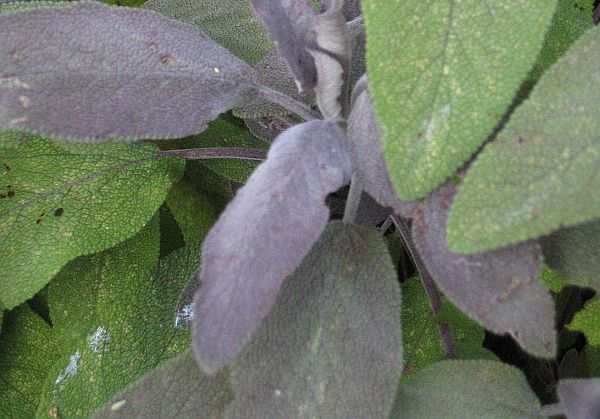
[[157, 147, 267, 161]]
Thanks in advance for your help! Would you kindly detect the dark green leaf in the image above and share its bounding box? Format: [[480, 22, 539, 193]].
[[391, 360, 541, 418], [228, 221, 402, 418], [362, 0, 556, 199], [92, 350, 233, 418], [0, 135, 183, 309], [193, 120, 352, 373], [0, 305, 59, 418], [558, 378, 600, 419], [36, 219, 200, 417], [448, 27, 600, 252], [0, 2, 256, 141], [413, 182, 556, 358], [142, 0, 272, 65], [542, 219, 600, 292]]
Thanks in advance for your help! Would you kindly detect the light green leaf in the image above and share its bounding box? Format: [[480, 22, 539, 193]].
[[401, 276, 495, 378], [228, 221, 402, 418], [542, 219, 600, 292], [448, 27, 600, 253], [0, 305, 59, 418], [92, 350, 233, 418], [0, 135, 184, 309], [35, 218, 200, 417], [390, 360, 541, 418], [530, 0, 594, 81], [362, 0, 556, 199], [142, 0, 273, 65], [568, 296, 600, 345], [540, 266, 567, 293]]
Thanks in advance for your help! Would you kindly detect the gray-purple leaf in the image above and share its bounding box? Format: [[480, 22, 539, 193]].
[[193, 120, 352, 374], [347, 83, 418, 218], [249, 0, 318, 93], [412, 182, 556, 358], [321, 0, 362, 21], [244, 115, 301, 143], [557, 378, 600, 419], [228, 221, 402, 418], [348, 15, 365, 89], [0, 2, 256, 141]]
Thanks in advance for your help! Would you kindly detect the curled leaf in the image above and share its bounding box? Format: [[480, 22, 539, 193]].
[[0, 2, 256, 141], [193, 120, 352, 373]]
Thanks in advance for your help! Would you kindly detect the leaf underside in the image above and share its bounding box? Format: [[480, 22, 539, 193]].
[[557, 378, 600, 419], [193, 120, 352, 373], [228, 221, 402, 419]]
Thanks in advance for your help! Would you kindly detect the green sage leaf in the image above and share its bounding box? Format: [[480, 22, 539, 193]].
[[568, 296, 600, 345]]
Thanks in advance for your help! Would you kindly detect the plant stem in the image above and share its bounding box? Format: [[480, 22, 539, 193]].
[[392, 215, 456, 359], [157, 147, 267, 161], [253, 84, 321, 122], [343, 174, 362, 225]]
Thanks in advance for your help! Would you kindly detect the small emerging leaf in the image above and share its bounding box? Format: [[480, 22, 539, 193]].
[[413, 182, 556, 358], [228, 221, 402, 418], [0, 2, 256, 141], [193, 120, 352, 373], [557, 378, 600, 419]]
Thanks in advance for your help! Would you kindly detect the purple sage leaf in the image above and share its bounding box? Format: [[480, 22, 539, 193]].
[[0, 2, 256, 141], [557, 378, 600, 419], [412, 182, 556, 358], [193, 120, 352, 373]]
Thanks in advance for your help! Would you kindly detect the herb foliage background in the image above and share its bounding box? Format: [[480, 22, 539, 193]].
[[1, 0, 600, 417]]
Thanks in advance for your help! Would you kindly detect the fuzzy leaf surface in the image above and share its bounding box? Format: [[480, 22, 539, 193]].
[[448, 27, 600, 252], [391, 360, 541, 418], [92, 350, 233, 418], [361, 0, 556, 199], [557, 378, 600, 419], [249, 0, 318, 93], [142, 0, 272, 65], [413, 182, 556, 358], [542, 219, 600, 292], [0, 135, 183, 309], [193, 120, 352, 373], [0, 2, 255, 141], [568, 296, 600, 345], [0, 305, 59, 418], [36, 220, 200, 417], [228, 221, 402, 418], [401, 276, 495, 378]]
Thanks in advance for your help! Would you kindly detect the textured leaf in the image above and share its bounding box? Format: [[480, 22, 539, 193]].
[[36, 220, 200, 417], [142, 0, 272, 65], [249, 0, 318, 93], [0, 305, 59, 418], [540, 266, 567, 293], [0, 0, 66, 13], [362, 0, 556, 199], [92, 350, 233, 418], [0, 2, 256, 141], [347, 84, 420, 217], [530, 0, 594, 81], [557, 378, 600, 419], [320, 0, 362, 21], [228, 221, 402, 418], [413, 182, 556, 358], [348, 14, 366, 89], [448, 27, 600, 253], [244, 114, 301, 143], [0, 135, 183, 309], [391, 360, 541, 418], [568, 297, 600, 345], [401, 276, 495, 378], [193, 120, 352, 373], [542, 219, 600, 292]]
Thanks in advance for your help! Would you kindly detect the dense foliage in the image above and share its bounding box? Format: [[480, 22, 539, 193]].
[[1, 0, 600, 417]]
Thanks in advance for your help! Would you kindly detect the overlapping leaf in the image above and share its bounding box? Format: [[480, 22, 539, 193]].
[[92, 350, 233, 418], [0, 2, 256, 141], [362, 0, 556, 199], [557, 378, 600, 419], [568, 297, 600, 345], [391, 360, 541, 418], [413, 182, 556, 358], [193, 120, 352, 373], [142, 0, 272, 65], [36, 219, 200, 417], [0, 305, 59, 418], [448, 27, 600, 253], [0, 135, 183, 309], [228, 221, 402, 418], [250, 0, 318, 93], [542, 219, 600, 292]]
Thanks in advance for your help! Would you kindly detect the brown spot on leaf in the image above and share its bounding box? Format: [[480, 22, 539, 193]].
[[160, 54, 176, 66]]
